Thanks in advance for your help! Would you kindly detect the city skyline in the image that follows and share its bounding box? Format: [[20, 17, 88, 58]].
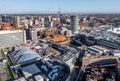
[[1, 1, 120, 80], [0, 0, 120, 14]]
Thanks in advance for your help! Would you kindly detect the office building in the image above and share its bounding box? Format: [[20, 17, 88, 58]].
[[41, 18, 45, 27], [45, 21, 53, 28], [50, 21, 53, 27], [34, 20, 39, 26], [0, 16, 2, 22], [0, 30, 26, 48], [26, 28, 37, 40], [30, 29, 37, 40], [13, 16, 20, 28], [2, 15, 7, 22], [29, 19, 33, 26], [48, 16, 52, 22], [70, 15, 80, 34]]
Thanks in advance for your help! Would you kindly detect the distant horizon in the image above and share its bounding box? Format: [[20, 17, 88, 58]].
[[0, 0, 120, 14], [1, 11, 120, 15], [1, 12, 120, 15]]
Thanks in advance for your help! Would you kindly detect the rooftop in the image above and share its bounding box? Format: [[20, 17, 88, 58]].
[[0, 30, 23, 35], [21, 64, 41, 78], [8, 48, 40, 65]]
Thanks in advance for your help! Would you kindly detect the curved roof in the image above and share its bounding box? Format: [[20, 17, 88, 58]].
[[10, 48, 39, 65], [40, 59, 70, 81]]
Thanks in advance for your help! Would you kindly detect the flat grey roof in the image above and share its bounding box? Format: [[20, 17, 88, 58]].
[[21, 64, 41, 78]]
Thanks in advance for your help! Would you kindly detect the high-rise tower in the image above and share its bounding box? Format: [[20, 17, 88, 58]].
[[13, 16, 20, 29], [70, 15, 80, 34], [57, 8, 61, 25], [2, 15, 7, 22]]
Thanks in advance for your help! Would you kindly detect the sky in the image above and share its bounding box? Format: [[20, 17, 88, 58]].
[[0, 0, 120, 14]]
